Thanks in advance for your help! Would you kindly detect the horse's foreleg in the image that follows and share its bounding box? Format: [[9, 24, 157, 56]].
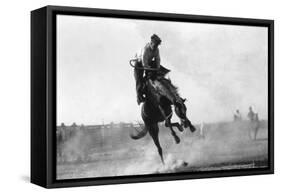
[[186, 119, 196, 132], [164, 119, 180, 144], [158, 105, 180, 144], [158, 105, 169, 121], [169, 126, 180, 144], [170, 122, 184, 132], [169, 119, 195, 133], [157, 105, 173, 129]]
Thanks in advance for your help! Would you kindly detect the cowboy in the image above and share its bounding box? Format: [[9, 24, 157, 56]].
[[134, 34, 164, 105]]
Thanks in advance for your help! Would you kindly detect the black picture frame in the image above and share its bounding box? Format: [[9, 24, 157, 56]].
[[31, 5, 274, 188]]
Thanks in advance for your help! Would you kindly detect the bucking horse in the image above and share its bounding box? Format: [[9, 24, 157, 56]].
[[129, 59, 196, 164]]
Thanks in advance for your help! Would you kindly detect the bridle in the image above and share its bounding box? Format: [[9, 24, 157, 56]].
[[174, 102, 187, 123]]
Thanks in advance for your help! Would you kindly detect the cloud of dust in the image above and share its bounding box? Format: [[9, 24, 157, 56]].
[[160, 121, 267, 173], [57, 121, 268, 179], [120, 121, 268, 175], [59, 130, 93, 162]]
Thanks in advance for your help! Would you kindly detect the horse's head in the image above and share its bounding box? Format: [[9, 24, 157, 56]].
[[174, 98, 189, 128]]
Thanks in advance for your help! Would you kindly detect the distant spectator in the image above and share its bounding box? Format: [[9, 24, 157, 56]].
[[247, 107, 260, 140], [61, 122, 66, 128], [80, 124, 85, 131], [69, 122, 78, 137], [234, 109, 242, 121], [255, 113, 259, 121], [71, 122, 77, 128], [58, 122, 66, 138], [247, 106, 255, 121]]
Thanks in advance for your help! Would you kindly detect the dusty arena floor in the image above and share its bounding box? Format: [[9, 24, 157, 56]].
[[57, 121, 268, 179]]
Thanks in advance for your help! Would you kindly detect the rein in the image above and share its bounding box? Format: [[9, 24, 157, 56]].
[[129, 59, 160, 71], [162, 110, 173, 121]]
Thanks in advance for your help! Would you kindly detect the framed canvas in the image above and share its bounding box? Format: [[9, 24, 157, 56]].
[[31, 5, 274, 188]]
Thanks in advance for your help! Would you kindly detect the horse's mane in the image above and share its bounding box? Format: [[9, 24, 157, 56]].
[[161, 77, 178, 93], [157, 77, 181, 102]]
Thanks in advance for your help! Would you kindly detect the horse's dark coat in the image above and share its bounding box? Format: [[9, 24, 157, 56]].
[[131, 76, 196, 164]]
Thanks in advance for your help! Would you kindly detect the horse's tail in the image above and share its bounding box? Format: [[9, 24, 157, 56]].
[[130, 125, 148, 139]]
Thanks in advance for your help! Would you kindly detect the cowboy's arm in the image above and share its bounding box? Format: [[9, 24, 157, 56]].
[[155, 48, 161, 69], [142, 46, 150, 68]]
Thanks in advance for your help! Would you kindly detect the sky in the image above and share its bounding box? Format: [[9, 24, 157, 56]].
[[57, 15, 268, 125]]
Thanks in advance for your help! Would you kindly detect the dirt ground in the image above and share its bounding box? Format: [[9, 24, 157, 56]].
[[57, 120, 268, 179]]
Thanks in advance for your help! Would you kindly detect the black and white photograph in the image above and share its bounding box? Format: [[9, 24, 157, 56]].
[[56, 14, 269, 180]]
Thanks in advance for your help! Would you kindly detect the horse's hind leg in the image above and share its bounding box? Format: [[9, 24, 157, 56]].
[[149, 123, 164, 164]]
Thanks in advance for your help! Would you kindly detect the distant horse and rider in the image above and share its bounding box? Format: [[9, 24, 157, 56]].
[[129, 34, 196, 164], [233, 107, 261, 140], [247, 106, 260, 140]]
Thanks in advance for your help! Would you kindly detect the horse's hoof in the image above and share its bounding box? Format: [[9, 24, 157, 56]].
[[175, 137, 180, 144], [178, 126, 184, 132], [190, 125, 196, 132]]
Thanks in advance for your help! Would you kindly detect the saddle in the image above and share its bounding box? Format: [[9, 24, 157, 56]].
[[145, 65, 170, 80], [157, 65, 171, 76]]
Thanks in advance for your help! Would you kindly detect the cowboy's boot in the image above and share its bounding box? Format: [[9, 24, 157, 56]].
[[137, 94, 145, 105]]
